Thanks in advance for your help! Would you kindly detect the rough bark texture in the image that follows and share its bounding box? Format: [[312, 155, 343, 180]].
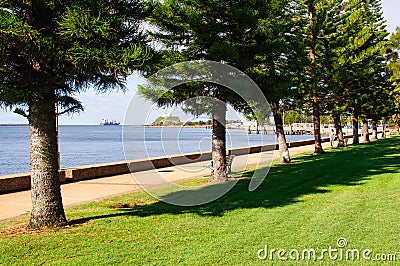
[[381, 119, 386, 138], [352, 113, 359, 144], [362, 117, 370, 142], [273, 108, 291, 164], [371, 122, 378, 140], [333, 113, 345, 147], [28, 93, 67, 229], [309, 7, 325, 154], [397, 120, 400, 133], [312, 97, 324, 154], [308, 3, 324, 155], [210, 102, 227, 183]]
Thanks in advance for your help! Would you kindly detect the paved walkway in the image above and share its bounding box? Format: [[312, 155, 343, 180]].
[[0, 140, 338, 221]]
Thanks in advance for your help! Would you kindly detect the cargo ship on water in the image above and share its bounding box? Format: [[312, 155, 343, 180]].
[[100, 119, 120, 126]]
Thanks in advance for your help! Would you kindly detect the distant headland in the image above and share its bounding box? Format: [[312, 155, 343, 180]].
[[0, 124, 28, 126]]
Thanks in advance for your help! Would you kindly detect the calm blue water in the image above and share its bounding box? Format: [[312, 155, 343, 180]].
[[0, 125, 313, 176]]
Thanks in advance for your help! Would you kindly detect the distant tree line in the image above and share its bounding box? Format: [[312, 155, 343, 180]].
[[152, 115, 181, 126], [140, 0, 399, 163], [151, 116, 214, 126]]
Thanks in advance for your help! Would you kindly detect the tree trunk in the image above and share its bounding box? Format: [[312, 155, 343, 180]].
[[371, 122, 378, 140], [312, 97, 324, 154], [333, 113, 345, 147], [28, 92, 67, 229], [381, 119, 386, 138], [309, 3, 324, 155], [272, 106, 291, 164], [397, 120, 400, 133], [352, 113, 359, 144], [362, 117, 369, 142], [210, 101, 227, 182], [256, 121, 260, 134]]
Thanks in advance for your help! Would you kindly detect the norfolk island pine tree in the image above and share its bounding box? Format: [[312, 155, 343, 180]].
[[337, 0, 391, 143], [295, 0, 392, 147], [297, 0, 356, 154], [311, 0, 385, 147], [140, 0, 276, 182], [238, 0, 309, 164], [0, 0, 152, 228], [383, 27, 400, 133]]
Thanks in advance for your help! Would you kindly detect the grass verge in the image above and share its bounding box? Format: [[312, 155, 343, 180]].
[[1, 137, 400, 265]]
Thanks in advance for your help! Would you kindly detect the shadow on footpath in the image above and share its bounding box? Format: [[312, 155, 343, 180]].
[[70, 137, 400, 224]]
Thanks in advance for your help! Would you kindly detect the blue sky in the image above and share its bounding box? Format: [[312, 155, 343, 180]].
[[1, 0, 399, 125]]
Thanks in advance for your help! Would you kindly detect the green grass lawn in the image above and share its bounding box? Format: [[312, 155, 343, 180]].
[[1, 137, 400, 265]]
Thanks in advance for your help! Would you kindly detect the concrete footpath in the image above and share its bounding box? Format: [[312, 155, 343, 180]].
[[0, 141, 337, 221]]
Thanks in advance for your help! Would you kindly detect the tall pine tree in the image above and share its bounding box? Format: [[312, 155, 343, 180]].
[[297, 0, 343, 154], [383, 27, 400, 132], [142, 0, 271, 181], [0, 0, 151, 228], [336, 0, 389, 143], [241, 0, 308, 163]]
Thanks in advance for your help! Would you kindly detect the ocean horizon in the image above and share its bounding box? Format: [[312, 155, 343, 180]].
[[0, 125, 314, 176]]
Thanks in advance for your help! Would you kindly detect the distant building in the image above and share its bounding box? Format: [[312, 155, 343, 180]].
[[100, 119, 120, 126]]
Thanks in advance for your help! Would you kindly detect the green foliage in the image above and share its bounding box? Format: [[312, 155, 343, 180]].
[[384, 27, 400, 123], [332, 0, 391, 119], [238, 0, 308, 129], [284, 109, 314, 124], [183, 120, 212, 126], [292, 0, 394, 125], [0, 0, 153, 114], [141, 0, 397, 127], [141, 0, 273, 113], [152, 115, 181, 126], [240, 102, 272, 125]]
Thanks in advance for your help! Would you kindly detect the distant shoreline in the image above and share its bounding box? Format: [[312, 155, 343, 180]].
[[0, 124, 28, 126], [138, 125, 211, 128]]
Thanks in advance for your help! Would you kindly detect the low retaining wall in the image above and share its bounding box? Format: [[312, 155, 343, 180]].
[[0, 132, 384, 194], [0, 152, 216, 193], [228, 144, 277, 156], [65, 162, 129, 182], [0, 171, 66, 194], [0, 142, 277, 194], [64, 152, 214, 182]]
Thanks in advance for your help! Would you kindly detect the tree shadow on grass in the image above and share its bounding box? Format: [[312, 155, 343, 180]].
[[70, 137, 400, 224]]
